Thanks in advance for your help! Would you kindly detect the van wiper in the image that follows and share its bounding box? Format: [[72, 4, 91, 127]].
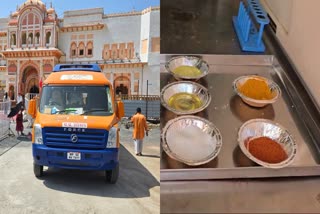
[[53, 108, 77, 114], [81, 109, 108, 115]]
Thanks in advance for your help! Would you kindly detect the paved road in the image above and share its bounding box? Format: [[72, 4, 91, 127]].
[[0, 123, 160, 214]]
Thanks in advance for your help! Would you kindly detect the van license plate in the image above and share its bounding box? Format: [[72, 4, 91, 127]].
[[67, 152, 81, 160]]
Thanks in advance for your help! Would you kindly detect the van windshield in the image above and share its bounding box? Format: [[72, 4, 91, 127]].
[[40, 86, 113, 116]]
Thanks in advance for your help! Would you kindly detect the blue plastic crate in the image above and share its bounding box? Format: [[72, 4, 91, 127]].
[[233, 0, 270, 52]]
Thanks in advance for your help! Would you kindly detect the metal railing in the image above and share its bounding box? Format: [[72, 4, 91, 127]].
[[0, 101, 12, 140], [117, 95, 160, 119]]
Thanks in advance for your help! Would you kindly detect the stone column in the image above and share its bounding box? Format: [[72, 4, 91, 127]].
[[16, 60, 20, 98], [40, 59, 43, 79], [110, 67, 114, 85], [130, 66, 134, 95]]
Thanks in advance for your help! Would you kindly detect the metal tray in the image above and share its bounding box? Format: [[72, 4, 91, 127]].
[[160, 55, 320, 181]]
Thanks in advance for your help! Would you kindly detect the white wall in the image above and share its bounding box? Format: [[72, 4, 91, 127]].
[[0, 18, 8, 30], [102, 15, 141, 55], [263, 0, 293, 33], [63, 8, 103, 26], [59, 13, 142, 62], [140, 12, 151, 62], [262, 0, 320, 107], [148, 10, 160, 66], [63, 14, 103, 25], [142, 10, 160, 95], [142, 65, 160, 96], [57, 8, 159, 95]]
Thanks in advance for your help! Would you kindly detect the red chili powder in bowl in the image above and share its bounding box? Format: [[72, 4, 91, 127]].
[[244, 137, 288, 164]]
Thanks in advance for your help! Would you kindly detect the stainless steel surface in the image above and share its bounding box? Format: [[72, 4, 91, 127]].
[[160, 81, 211, 115], [233, 75, 281, 107], [160, 0, 271, 55], [160, 55, 320, 181], [238, 119, 297, 169], [161, 178, 320, 213], [160, 0, 320, 212], [165, 56, 209, 80], [162, 115, 222, 166]]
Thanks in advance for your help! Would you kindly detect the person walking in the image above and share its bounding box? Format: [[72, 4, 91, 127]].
[[17, 92, 23, 103], [3, 92, 8, 101], [16, 106, 25, 136], [131, 107, 149, 156], [3, 92, 10, 115]]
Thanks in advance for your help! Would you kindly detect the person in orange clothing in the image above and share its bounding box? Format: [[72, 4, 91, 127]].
[[131, 107, 149, 156]]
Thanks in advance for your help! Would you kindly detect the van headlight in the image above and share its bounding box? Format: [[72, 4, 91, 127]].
[[34, 124, 43, 144], [107, 127, 117, 148]]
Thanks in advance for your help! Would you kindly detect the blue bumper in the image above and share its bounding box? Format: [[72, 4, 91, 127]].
[[32, 144, 119, 170]]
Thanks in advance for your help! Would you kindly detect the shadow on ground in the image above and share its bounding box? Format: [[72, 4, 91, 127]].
[[140, 154, 160, 158], [41, 144, 159, 198], [17, 136, 31, 141]]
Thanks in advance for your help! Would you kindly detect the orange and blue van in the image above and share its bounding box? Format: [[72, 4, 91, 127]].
[[28, 64, 124, 183]]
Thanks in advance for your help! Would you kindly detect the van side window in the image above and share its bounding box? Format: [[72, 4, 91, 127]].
[[106, 87, 113, 112]]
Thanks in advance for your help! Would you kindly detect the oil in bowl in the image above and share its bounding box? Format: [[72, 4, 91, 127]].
[[160, 81, 211, 115], [165, 56, 209, 80], [172, 66, 202, 78], [168, 92, 203, 112]]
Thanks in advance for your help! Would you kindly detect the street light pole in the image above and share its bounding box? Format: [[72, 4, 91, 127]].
[[146, 80, 148, 119]]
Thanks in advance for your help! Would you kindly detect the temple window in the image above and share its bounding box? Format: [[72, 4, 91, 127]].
[[22, 32, 27, 45], [46, 31, 51, 45], [78, 42, 85, 57]]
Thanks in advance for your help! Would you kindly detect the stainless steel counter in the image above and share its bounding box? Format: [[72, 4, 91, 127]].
[[160, 55, 320, 181], [160, 0, 320, 213], [161, 178, 320, 213], [160, 56, 320, 213]]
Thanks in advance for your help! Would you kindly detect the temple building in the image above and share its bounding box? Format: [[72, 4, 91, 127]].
[[0, 0, 160, 100]]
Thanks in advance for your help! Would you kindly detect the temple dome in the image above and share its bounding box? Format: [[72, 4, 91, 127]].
[[11, 11, 19, 17], [47, 7, 55, 14]]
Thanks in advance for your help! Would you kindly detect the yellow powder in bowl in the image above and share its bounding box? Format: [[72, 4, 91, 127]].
[[238, 78, 274, 100]]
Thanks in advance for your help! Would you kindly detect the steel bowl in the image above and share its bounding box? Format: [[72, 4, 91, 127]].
[[162, 116, 222, 166], [238, 119, 297, 168], [161, 81, 211, 115], [233, 75, 281, 107], [165, 56, 209, 80]]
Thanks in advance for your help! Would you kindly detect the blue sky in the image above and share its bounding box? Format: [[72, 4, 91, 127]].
[[0, 0, 160, 18]]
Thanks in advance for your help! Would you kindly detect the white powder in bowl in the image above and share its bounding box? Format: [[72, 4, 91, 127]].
[[166, 124, 216, 162]]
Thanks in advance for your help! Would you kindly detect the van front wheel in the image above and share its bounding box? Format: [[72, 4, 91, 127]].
[[33, 163, 43, 177], [106, 164, 119, 184]]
